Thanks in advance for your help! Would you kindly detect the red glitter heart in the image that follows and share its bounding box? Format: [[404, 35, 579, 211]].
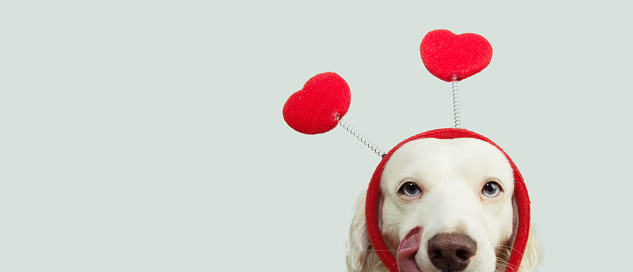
[[283, 72, 351, 135], [420, 29, 493, 82]]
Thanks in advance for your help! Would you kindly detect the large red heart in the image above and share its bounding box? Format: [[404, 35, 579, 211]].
[[283, 72, 351, 135], [420, 29, 493, 82]]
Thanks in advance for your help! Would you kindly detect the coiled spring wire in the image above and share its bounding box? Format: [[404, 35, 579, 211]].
[[451, 79, 463, 128], [337, 116, 386, 157]]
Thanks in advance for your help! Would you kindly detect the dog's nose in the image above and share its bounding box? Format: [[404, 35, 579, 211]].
[[427, 233, 476, 271]]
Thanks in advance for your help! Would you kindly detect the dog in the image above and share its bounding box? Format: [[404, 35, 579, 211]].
[[347, 137, 541, 272]]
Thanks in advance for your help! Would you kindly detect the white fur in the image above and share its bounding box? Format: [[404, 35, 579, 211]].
[[346, 138, 541, 272]]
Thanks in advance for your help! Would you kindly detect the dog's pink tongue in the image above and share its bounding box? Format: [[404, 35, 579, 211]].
[[397, 227, 423, 272]]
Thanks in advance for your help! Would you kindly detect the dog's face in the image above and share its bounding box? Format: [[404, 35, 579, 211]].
[[379, 138, 515, 272]]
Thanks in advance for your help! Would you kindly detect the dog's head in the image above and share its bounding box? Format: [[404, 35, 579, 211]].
[[347, 129, 539, 272], [382, 137, 515, 272]]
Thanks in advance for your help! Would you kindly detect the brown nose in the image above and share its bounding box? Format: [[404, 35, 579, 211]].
[[427, 233, 477, 271]]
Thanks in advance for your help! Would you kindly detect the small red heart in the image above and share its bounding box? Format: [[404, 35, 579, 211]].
[[283, 72, 351, 135], [420, 29, 493, 82]]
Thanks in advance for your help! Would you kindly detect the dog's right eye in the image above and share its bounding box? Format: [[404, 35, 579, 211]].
[[399, 182, 422, 197]]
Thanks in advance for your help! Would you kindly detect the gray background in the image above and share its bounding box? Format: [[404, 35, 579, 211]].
[[2, 1, 632, 271]]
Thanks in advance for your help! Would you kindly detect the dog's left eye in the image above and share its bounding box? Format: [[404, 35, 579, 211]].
[[399, 182, 422, 197], [482, 181, 502, 197]]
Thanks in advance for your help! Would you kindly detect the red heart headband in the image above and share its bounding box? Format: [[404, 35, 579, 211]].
[[282, 29, 530, 272]]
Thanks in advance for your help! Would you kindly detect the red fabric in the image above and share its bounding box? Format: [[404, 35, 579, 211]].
[[420, 30, 493, 82], [283, 72, 351, 135], [365, 128, 530, 272]]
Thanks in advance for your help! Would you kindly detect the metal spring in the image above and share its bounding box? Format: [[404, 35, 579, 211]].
[[451, 78, 463, 128], [337, 116, 386, 157]]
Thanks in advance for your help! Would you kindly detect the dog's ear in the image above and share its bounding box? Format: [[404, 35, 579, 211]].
[[347, 191, 384, 272], [512, 196, 542, 272], [347, 191, 371, 272], [519, 225, 542, 272]]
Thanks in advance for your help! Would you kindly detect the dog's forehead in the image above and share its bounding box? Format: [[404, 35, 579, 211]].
[[381, 137, 513, 185]]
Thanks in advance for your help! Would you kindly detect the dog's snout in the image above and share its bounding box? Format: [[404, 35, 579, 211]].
[[427, 233, 476, 271]]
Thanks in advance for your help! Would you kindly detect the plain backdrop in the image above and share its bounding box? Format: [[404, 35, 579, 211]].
[[2, 1, 632, 271]]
